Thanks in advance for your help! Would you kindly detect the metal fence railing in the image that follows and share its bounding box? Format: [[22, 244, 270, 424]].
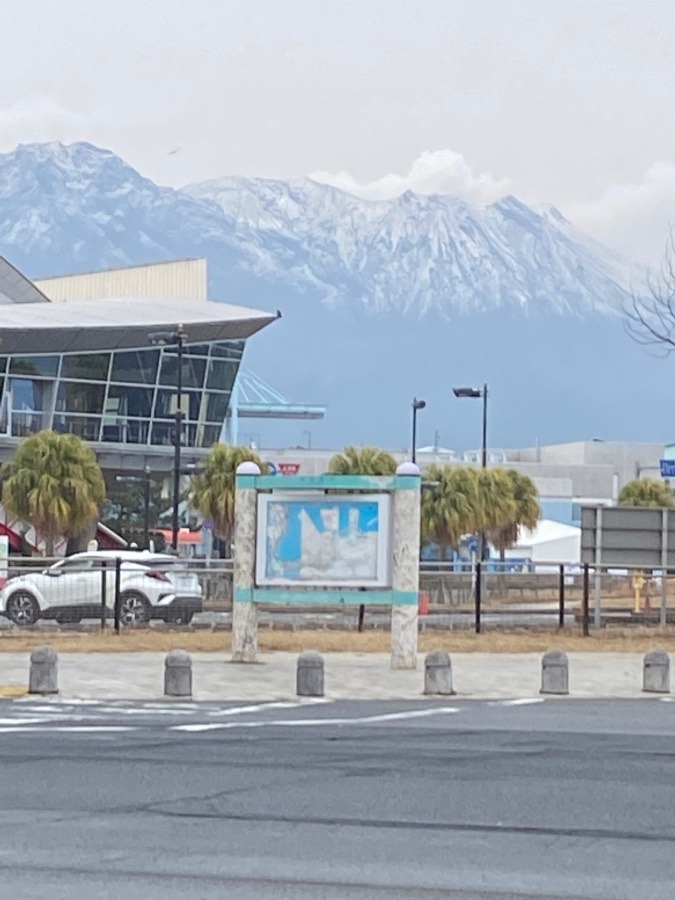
[[419, 561, 675, 633], [0, 554, 673, 634]]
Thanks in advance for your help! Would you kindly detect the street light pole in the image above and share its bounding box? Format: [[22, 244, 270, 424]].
[[411, 398, 426, 464], [172, 332, 185, 553], [142, 466, 151, 549], [453, 384, 489, 465], [453, 383, 490, 560], [148, 326, 187, 554], [481, 382, 488, 469]]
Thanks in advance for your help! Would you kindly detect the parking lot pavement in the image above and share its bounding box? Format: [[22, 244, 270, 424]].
[[0, 650, 660, 701]]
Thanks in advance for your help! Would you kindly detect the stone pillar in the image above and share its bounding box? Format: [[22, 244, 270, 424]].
[[541, 649, 569, 695], [296, 651, 325, 697], [232, 462, 260, 662], [164, 650, 192, 697], [424, 650, 454, 695], [29, 645, 58, 694], [391, 463, 421, 669], [643, 650, 670, 694]]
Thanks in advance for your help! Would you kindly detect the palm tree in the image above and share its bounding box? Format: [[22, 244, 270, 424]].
[[486, 469, 540, 559], [2, 430, 106, 556], [474, 468, 517, 535], [421, 465, 481, 559], [190, 444, 267, 553], [328, 446, 397, 476], [618, 478, 674, 508]]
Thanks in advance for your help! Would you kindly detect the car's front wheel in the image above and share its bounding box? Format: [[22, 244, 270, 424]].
[[119, 591, 151, 625], [6, 591, 40, 626]]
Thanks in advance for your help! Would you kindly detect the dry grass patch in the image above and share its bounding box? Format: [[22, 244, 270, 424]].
[[0, 627, 674, 654]]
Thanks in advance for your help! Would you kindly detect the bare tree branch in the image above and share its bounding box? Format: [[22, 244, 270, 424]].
[[625, 227, 675, 355]]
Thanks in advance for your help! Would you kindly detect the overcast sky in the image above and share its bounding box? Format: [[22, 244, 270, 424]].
[[1, 0, 674, 264]]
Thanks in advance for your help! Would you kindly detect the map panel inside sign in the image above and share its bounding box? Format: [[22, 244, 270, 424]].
[[255, 492, 391, 588]]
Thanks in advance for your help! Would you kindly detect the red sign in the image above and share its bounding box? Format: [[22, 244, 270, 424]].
[[278, 463, 301, 475]]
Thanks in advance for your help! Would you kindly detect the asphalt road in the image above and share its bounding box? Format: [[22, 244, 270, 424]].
[[1, 698, 675, 898]]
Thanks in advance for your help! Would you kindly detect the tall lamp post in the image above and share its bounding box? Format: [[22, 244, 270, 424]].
[[452, 383, 488, 468], [149, 326, 187, 552], [453, 383, 489, 561], [411, 398, 426, 464]]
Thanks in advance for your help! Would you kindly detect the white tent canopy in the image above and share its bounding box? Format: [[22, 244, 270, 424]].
[[502, 519, 581, 565]]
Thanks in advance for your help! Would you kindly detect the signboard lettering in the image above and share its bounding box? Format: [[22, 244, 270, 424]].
[[660, 459, 675, 478], [278, 463, 301, 475]]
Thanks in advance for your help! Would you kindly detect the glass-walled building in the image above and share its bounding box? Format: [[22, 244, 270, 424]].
[[0, 256, 276, 454], [0, 340, 244, 449]]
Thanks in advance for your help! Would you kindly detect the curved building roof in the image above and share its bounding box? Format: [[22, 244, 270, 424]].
[[0, 256, 52, 305], [0, 257, 277, 353], [0, 295, 277, 353]]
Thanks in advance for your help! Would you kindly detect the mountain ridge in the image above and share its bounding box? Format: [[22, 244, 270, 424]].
[[0, 140, 668, 451]]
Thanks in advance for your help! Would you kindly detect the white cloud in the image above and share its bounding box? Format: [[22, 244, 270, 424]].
[[565, 162, 675, 266], [309, 149, 511, 205], [311, 150, 675, 267], [0, 98, 86, 149]]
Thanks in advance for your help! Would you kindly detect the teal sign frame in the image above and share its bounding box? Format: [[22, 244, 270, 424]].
[[234, 474, 419, 606]]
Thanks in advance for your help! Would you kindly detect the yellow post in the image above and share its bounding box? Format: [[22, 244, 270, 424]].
[[632, 571, 645, 613]]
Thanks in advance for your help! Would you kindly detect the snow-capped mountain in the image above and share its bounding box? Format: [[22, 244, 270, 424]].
[[0, 141, 634, 315], [183, 174, 635, 316], [0, 140, 665, 450]]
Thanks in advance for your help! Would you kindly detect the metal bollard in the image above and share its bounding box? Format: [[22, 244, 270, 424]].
[[423, 650, 454, 695], [643, 650, 670, 694], [164, 649, 192, 698], [29, 645, 58, 695], [540, 649, 569, 695], [296, 651, 324, 697]]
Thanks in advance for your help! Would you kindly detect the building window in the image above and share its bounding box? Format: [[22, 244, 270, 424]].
[[182, 343, 210, 356], [54, 415, 102, 442], [206, 358, 239, 391], [205, 391, 230, 422], [9, 355, 59, 378], [154, 389, 201, 421], [111, 348, 160, 385], [107, 385, 153, 419], [211, 341, 244, 359], [159, 354, 206, 390], [61, 353, 110, 381], [201, 424, 222, 446], [56, 382, 106, 415]]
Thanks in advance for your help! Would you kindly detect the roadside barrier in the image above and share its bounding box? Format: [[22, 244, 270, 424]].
[[423, 650, 454, 695], [296, 651, 324, 698], [643, 650, 670, 694], [29, 645, 58, 695], [540, 649, 569, 695], [164, 650, 192, 698]]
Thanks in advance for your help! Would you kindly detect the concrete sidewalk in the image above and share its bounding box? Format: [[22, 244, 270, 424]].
[[0, 651, 666, 701]]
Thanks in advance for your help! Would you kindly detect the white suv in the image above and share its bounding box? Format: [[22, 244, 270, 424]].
[[1, 550, 203, 627]]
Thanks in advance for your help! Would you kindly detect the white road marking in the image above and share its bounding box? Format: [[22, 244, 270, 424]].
[[206, 701, 304, 717], [171, 706, 460, 732], [173, 723, 229, 732], [0, 717, 52, 725], [52, 726, 136, 733], [0, 725, 136, 733], [497, 698, 545, 707]]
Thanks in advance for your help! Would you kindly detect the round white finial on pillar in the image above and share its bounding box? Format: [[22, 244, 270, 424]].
[[396, 461, 421, 476], [236, 461, 262, 475]]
